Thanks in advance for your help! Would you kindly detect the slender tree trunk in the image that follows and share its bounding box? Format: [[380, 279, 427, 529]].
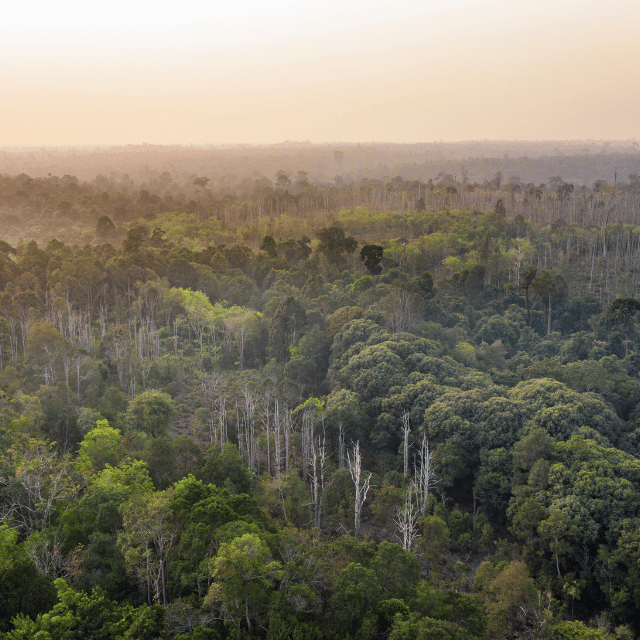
[[402, 412, 410, 477], [347, 441, 372, 540]]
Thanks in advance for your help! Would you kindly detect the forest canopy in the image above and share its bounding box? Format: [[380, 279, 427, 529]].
[[1, 152, 640, 639]]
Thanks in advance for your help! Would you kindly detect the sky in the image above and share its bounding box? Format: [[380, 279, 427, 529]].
[[1, 0, 638, 146]]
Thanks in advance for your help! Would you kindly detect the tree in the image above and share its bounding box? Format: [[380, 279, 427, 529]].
[[259, 235, 278, 259], [26, 321, 69, 387], [193, 176, 210, 189], [360, 245, 384, 276], [0, 526, 57, 632], [126, 390, 176, 438], [2, 577, 163, 640], [206, 533, 282, 630], [316, 225, 357, 265], [538, 509, 580, 578], [480, 560, 539, 639], [601, 297, 640, 356], [325, 388, 369, 446], [347, 441, 372, 540], [96, 215, 116, 241], [118, 488, 178, 606], [1, 438, 81, 536], [380, 288, 422, 334], [75, 421, 126, 476], [532, 270, 565, 335], [268, 296, 307, 362], [200, 442, 255, 494], [329, 562, 380, 634], [284, 324, 332, 395], [518, 265, 541, 327], [275, 170, 291, 189], [414, 435, 436, 516], [371, 541, 420, 598], [172, 288, 217, 354]]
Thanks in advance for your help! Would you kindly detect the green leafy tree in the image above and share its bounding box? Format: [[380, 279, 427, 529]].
[[75, 420, 126, 476], [538, 509, 581, 578], [480, 560, 539, 639], [206, 533, 282, 631], [126, 390, 176, 438], [316, 225, 357, 265], [259, 235, 278, 258], [199, 442, 256, 494], [118, 488, 178, 606], [3, 578, 163, 640], [360, 244, 384, 276], [329, 562, 380, 635], [268, 296, 307, 362]]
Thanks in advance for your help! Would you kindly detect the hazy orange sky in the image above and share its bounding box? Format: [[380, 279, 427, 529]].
[[2, 0, 638, 146]]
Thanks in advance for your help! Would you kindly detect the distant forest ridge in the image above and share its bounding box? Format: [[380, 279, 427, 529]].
[[1, 140, 639, 186]]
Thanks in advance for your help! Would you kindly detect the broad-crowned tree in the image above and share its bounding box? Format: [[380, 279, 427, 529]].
[[126, 389, 176, 438]]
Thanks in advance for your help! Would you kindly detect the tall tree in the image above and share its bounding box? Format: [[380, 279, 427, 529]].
[[347, 441, 372, 540], [206, 533, 282, 631]]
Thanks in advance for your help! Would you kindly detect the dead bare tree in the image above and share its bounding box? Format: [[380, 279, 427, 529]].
[[273, 397, 282, 478], [338, 423, 346, 469], [414, 435, 436, 516], [309, 422, 329, 529], [394, 484, 420, 551], [402, 412, 411, 478], [347, 440, 372, 540]]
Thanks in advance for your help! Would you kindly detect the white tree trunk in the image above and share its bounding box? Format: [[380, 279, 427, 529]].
[[347, 441, 372, 540]]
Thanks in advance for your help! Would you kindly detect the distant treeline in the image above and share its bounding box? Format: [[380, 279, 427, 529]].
[[1, 140, 639, 185], [1, 164, 640, 250]]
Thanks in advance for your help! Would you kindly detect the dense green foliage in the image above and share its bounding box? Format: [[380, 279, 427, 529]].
[[1, 166, 640, 639]]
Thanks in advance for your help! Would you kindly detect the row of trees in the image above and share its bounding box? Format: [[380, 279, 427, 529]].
[[2, 167, 640, 249]]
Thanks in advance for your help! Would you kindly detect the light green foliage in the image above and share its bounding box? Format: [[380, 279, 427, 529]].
[[551, 620, 614, 639], [62, 459, 153, 547], [3, 578, 163, 640], [75, 420, 126, 476], [207, 533, 282, 630], [478, 560, 539, 639], [118, 488, 178, 606], [173, 287, 217, 351]]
